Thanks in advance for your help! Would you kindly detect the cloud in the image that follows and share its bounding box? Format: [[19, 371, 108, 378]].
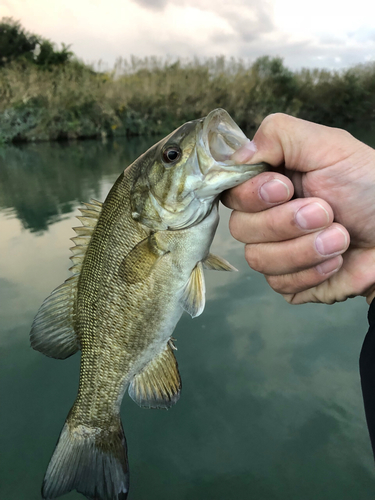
[[348, 26, 375, 43], [223, 3, 275, 42], [3, 0, 375, 70], [130, 0, 168, 9], [130, 0, 275, 43]]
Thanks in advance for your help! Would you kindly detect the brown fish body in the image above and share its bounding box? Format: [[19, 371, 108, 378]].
[[70, 167, 219, 428], [30, 109, 268, 500]]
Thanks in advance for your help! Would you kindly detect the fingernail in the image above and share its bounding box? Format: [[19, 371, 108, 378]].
[[316, 256, 342, 275], [260, 179, 290, 203], [230, 140, 257, 163], [295, 202, 330, 230], [315, 227, 348, 256]]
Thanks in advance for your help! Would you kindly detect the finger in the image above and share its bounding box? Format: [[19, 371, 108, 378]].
[[265, 255, 344, 296], [222, 172, 294, 212], [244, 223, 349, 275], [248, 113, 366, 171], [286, 247, 375, 305], [230, 198, 333, 244]]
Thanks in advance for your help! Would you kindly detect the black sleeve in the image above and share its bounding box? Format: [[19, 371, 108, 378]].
[[360, 298, 375, 458]]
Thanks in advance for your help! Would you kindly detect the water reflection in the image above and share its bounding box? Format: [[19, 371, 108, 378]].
[[0, 136, 374, 500], [0, 137, 154, 233]]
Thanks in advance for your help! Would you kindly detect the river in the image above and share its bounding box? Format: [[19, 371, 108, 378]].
[[1, 130, 374, 499]]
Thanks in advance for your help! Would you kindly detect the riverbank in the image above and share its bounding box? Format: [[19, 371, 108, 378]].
[[1, 55, 375, 144]]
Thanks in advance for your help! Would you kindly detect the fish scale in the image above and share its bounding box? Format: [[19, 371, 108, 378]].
[[30, 108, 268, 500]]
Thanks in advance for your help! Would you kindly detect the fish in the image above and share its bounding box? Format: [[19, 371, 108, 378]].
[[30, 108, 268, 500]]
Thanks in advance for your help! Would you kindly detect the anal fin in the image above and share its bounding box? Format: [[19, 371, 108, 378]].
[[128, 344, 181, 409]]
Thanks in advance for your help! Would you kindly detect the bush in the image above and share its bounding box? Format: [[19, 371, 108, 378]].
[[1, 17, 375, 143]]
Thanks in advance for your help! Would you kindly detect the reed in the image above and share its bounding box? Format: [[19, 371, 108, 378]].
[[1, 54, 375, 143]]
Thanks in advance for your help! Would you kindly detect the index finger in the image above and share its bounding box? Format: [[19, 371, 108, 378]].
[[222, 171, 294, 212]]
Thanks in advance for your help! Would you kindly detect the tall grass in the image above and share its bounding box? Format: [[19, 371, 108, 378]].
[[1, 55, 375, 143]]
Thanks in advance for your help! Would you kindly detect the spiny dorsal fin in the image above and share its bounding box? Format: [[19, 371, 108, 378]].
[[203, 253, 238, 272], [180, 262, 205, 318], [128, 343, 181, 409], [70, 199, 103, 275], [30, 199, 103, 359], [30, 276, 80, 359]]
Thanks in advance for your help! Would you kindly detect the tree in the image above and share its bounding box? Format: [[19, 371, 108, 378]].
[[0, 17, 73, 67], [0, 17, 38, 66]]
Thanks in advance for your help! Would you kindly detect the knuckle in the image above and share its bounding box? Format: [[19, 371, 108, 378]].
[[281, 293, 297, 304], [292, 273, 314, 292], [332, 127, 353, 142], [261, 113, 289, 131], [245, 244, 265, 272], [229, 212, 243, 242], [265, 275, 285, 293], [290, 247, 314, 271], [270, 277, 295, 294], [263, 209, 284, 240], [266, 271, 315, 295]]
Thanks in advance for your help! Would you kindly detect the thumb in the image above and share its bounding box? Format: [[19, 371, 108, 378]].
[[248, 113, 363, 172]]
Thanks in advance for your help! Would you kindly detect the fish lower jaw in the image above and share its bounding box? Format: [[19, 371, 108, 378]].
[[195, 165, 268, 198]]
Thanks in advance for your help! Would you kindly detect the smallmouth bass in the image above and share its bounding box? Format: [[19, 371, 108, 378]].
[[30, 109, 268, 500]]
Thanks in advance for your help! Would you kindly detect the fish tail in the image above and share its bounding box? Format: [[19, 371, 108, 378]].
[[42, 415, 129, 500]]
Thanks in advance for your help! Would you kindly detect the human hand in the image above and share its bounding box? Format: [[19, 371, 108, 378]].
[[222, 113, 375, 305]]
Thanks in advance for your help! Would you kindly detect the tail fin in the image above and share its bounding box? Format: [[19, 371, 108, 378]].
[[42, 419, 129, 500]]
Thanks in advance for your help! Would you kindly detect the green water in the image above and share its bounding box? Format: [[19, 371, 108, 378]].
[[1, 133, 375, 500]]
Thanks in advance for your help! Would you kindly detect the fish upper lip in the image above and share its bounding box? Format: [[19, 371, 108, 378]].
[[200, 108, 250, 167]]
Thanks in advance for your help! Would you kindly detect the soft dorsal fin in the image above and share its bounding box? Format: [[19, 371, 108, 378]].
[[30, 276, 80, 359], [203, 253, 238, 272], [128, 343, 181, 409], [30, 199, 103, 359], [180, 262, 205, 318]]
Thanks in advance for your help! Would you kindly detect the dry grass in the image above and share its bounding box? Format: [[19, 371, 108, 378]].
[[1, 56, 375, 143]]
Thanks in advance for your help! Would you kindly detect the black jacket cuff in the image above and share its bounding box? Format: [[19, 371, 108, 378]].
[[360, 297, 375, 458]]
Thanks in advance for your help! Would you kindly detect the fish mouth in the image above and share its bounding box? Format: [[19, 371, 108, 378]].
[[202, 108, 250, 164], [194, 108, 268, 200]]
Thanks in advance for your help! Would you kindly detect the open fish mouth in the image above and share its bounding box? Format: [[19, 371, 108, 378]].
[[202, 108, 251, 164], [193, 108, 268, 200]]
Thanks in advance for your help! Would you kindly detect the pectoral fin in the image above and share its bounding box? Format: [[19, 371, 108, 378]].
[[128, 344, 181, 409], [203, 253, 237, 272], [119, 234, 168, 285], [180, 262, 205, 318]]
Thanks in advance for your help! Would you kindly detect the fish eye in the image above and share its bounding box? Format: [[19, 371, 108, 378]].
[[162, 146, 181, 164]]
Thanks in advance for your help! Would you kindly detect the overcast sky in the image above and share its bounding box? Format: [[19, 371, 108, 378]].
[[2, 0, 375, 70]]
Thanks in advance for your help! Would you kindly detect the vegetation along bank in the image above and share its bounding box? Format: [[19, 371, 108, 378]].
[[1, 17, 375, 144]]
